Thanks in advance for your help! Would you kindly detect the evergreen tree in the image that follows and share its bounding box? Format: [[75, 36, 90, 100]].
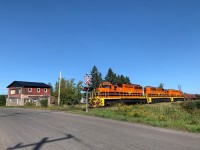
[[105, 68, 131, 85], [116, 75, 121, 85], [90, 65, 102, 89], [120, 75, 126, 84], [158, 83, 164, 89], [104, 68, 116, 84], [125, 76, 130, 84]]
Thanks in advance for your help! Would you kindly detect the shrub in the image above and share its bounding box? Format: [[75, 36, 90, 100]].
[[158, 115, 165, 121], [180, 100, 200, 110], [133, 111, 140, 117], [0, 95, 6, 106], [115, 104, 132, 115], [25, 102, 34, 107], [40, 99, 48, 107]]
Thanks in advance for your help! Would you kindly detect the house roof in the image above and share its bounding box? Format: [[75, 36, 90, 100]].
[[7, 81, 51, 88]]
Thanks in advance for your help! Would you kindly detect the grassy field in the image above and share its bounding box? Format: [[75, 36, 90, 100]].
[[1, 100, 200, 133], [68, 101, 200, 133]]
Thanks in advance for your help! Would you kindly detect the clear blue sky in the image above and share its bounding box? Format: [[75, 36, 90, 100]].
[[0, 0, 199, 94]]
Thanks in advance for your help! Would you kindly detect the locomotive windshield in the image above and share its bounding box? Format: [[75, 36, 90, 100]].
[[135, 86, 142, 90], [102, 85, 111, 88]]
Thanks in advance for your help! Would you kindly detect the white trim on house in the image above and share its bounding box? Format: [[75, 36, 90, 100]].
[[28, 88, 32, 92], [37, 88, 40, 92]]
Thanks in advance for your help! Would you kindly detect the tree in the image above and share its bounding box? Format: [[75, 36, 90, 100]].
[[158, 83, 164, 89], [104, 68, 131, 85], [90, 65, 102, 89], [0, 95, 6, 106], [75, 81, 84, 103], [104, 68, 116, 84], [54, 78, 83, 105], [125, 76, 131, 84]]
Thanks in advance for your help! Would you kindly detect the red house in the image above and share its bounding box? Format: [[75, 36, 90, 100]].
[[7, 81, 51, 106]]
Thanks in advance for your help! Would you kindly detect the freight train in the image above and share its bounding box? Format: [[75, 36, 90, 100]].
[[184, 93, 200, 100], [89, 82, 186, 107]]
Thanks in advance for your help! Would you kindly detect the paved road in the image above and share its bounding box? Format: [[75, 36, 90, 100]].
[[0, 108, 200, 150]]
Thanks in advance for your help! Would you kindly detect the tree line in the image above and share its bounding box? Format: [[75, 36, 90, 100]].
[[90, 66, 131, 89]]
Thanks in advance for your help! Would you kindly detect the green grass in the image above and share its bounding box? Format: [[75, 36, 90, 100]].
[[2, 101, 200, 133], [69, 101, 200, 133]]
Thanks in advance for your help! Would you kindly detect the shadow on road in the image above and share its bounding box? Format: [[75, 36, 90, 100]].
[[7, 133, 80, 150]]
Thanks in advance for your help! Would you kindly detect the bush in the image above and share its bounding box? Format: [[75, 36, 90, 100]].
[[40, 99, 48, 107], [0, 95, 6, 106], [25, 102, 34, 107], [180, 100, 200, 110]]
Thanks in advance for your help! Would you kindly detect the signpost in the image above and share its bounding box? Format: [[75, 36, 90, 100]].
[[84, 73, 91, 112]]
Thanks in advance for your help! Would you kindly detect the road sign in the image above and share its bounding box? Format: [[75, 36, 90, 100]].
[[84, 73, 91, 85], [84, 73, 91, 113]]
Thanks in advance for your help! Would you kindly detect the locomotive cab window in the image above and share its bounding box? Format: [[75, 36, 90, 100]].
[[102, 85, 110, 88], [135, 86, 142, 90]]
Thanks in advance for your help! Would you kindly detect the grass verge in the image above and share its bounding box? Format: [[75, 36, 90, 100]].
[[69, 101, 200, 133]]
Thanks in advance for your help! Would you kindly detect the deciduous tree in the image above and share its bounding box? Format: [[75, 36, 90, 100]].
[[54, 78, 83, 105]]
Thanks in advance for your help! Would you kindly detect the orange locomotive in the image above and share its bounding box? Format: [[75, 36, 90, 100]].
[[97, 82, 143, 97], [144, 87, 183, 97], [168, 89, 183, 97], [89, 82, 184, 107]]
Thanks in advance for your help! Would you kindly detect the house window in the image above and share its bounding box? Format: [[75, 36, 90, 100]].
[[44, 88, 47, 92], [37, 88, 40, 92], [11, 90, 15, 95], [28, 88, 32, 92]]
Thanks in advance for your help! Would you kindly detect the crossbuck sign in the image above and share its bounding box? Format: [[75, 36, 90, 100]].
[[84, 73, 91, 85]]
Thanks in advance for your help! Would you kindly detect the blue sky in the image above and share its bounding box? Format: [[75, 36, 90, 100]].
[[0, 0, 199, 94]]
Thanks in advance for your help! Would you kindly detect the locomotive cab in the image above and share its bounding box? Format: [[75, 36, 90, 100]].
[[97, 82, 115, 92]]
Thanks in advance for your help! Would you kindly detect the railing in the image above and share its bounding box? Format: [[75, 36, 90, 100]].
[[89, 91, 184, 99], [89, 91, 143, 99]]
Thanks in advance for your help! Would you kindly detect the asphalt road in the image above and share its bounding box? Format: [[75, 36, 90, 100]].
[[0, 108, 200, 150]]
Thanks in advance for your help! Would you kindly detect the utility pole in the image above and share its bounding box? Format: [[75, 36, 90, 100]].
[[58, 71, 62, 106]]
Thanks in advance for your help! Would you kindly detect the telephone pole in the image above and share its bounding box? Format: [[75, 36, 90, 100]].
[[58, 71, 62, 106]]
